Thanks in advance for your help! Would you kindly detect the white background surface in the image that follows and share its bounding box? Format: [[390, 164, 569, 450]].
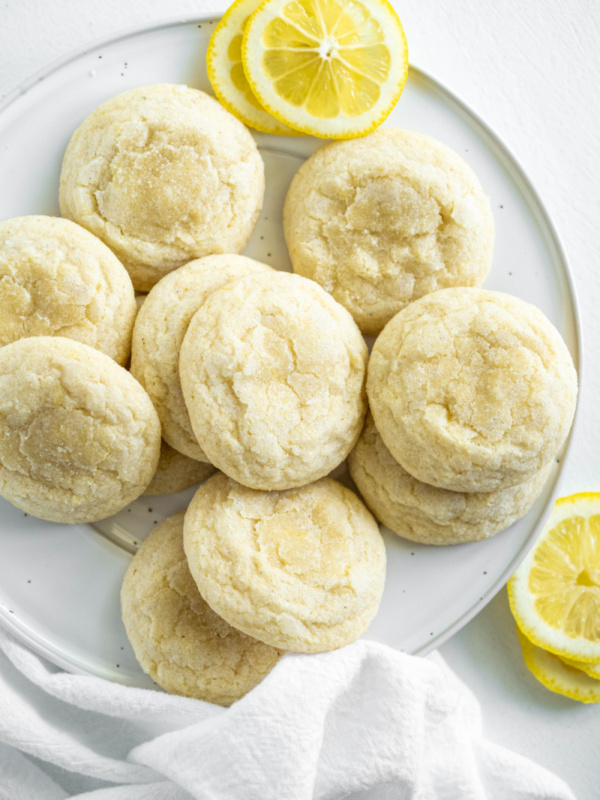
[[1, 0, 599, 797]]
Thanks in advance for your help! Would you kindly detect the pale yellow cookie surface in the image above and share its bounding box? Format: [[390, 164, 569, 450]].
[[367, 288, 578, 492], [179, 271, 368, 490], [59, 84, 265, 291], [349, 414, 553, 545], [131, 254, 270, 462], [143, 441, 216, 496], [121, 511, 283, 705], [284, 129, 494, 336], [0, 216, 136, 365], [183, 475, 386, 652], [0, 337, 161, 522]]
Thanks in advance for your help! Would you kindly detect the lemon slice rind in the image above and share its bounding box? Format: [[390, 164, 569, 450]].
[[561, 655, 600, 679], [241, 0, 408, 139], [516, 627, 600, 703], [207, 0, 300, 136], [508, 493, 600, 664]]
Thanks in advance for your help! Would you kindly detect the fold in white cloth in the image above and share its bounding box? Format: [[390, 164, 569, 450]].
[[0, 629, 575, 800]]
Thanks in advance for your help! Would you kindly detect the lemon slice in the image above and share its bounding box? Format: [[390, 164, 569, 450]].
[[508, 493, 600, 663], [207, 0, 299, 135], [516, 627, 600, 703], [561, 655, 600, 679], [241, 0, 408, 138]]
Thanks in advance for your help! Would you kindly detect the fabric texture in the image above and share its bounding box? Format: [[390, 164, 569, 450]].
[[0, 630, 575, 799]]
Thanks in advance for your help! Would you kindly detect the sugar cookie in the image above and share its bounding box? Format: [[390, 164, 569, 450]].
[[284, 129, 494, 335], [0, 337, 161, 522], [121, 511, 282, 705], [179, 271, 368, 490], [144, 441, 216, 496], [0, 216, 136, 365], [349, 414, 553, 545], [131, 254, 270, 462], [60, 84, 265, 291], [183, 474, 386, 652], [367, 288, 577, 492]]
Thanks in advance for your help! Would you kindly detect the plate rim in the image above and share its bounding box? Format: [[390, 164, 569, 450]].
[[0, 13, 583, 675]]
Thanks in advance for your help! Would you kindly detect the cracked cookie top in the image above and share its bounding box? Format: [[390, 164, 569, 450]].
[[179, 270, 368, 490], [367, 288, 578, 492], [284, 129, 494, 335], [183, 475, 386, 652], [349, 414, 553, 545], [131, 254, 271, 463], [0, 336, 161, 522], [0, 216, 136, 365], [59, 84, 265, 292], [121, 511, 282, 705]]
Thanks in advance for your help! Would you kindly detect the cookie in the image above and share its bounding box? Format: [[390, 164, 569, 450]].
[[0, 337, 161, 522], [131, 254, 270, 462], [183, 474, 386, 652], [144, 441, 216, 496], [60, 84, 265, 291], [284, 129, 494, 335], [0, 216, 136, 365], [349, 414, 553, 545], [179, 271, 368, 490], [367, 288, 578, 492], [121, 511, 282, 705]]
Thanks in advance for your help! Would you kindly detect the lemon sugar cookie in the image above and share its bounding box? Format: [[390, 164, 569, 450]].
[[179, 271, 368, 490], [0, 337, 161, 523], [367, 288, 578, 493], [144, 441, 216, 496], [121, 512, 283, 705], [131, 254, 271, 462], [183, 475, 386, 652], [349, 414, 553, 545], [0, 216, 136, 365], [60, 84, 265, 291], [284, 129, 494, 335]]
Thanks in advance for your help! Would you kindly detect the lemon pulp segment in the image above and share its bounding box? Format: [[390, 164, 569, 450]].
[[529, 512, 600, 639]]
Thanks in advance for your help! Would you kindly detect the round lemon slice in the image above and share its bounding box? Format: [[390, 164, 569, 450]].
[[207, 0, 299, 135], [241, 0, 408, 139], [516, 627, 600, 703], [508, 493, 600, 663], [561, 655, 600, 679]]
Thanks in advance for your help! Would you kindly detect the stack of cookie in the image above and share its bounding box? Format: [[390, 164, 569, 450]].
[[350, 288, 577, 544], [0, 83, 578, 706]]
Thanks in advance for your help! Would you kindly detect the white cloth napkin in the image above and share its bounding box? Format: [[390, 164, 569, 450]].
[[0, 629, 576, 800]]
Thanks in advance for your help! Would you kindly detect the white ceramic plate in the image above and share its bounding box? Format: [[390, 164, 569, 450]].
[[0, 17, 581, 687]]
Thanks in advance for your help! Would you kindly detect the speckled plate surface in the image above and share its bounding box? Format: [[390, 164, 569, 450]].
[[0, 16, 580, 686]]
